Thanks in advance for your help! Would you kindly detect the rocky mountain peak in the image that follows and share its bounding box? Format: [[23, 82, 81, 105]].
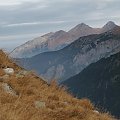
[[69, 23, 91, 32], [111, 26, 120, 35], [55, 30, 66, 34], [102, 21, 117, 31], [68, 23, 94, 38], [77, 23, 91, 28]]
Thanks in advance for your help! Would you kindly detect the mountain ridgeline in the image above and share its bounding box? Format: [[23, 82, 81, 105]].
[[10, 21, 117, 58], [10, 21, 120, 118], [62, 51, 120, 118], [17, 26, 120, 83]]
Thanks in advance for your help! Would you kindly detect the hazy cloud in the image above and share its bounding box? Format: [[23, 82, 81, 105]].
[[0, 0, 120, 50], [4, 21, 66, 27]]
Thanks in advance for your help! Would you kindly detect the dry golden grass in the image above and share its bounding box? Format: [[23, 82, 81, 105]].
[[0, 50, 116, 120], [0, 69, 5, 76]]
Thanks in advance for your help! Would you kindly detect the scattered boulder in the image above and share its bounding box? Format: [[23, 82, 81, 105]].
[[34, 101, 46, 109], [2, 83, 18, 96], [93, 110, 99, 114], [3, 68, 14, 75]]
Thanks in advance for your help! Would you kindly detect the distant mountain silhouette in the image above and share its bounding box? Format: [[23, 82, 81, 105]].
[[17, 26, 120, 83], [10, 21, 118, 58]]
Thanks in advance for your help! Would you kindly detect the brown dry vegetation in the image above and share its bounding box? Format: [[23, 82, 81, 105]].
[[0, 50, 116, 120]]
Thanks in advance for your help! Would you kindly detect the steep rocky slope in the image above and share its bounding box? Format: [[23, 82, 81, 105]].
[[10, 21, 117, 58], [68, 23, 100, 38], [18, 26, 120, 83], [0, 50, 115, 120], [62, 51, 120, 118]]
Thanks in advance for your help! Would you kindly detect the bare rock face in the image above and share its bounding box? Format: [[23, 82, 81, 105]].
[[102, 21, 117, 32], [73, 38, 120, 74], [10, 34, 52, 58], [42, 64, 65, 82], [41, 66, 56, 81], [68, 23, 100, 39], [10, 31, 73, 58]]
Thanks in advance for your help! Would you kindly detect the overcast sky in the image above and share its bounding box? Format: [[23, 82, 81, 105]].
[[0, 0, 120, 51]]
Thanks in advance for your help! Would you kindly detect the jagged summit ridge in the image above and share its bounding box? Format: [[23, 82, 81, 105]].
[[10, 21, 119, 58], [102, 21, 117, 32], [69, 23, 92, 31]]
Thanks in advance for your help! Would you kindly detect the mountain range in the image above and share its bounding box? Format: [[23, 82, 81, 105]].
[[9, 21, 120, 118], [10, 21, 117, 58], [62, 51, 120, 118], [17, 25, 120, 83]]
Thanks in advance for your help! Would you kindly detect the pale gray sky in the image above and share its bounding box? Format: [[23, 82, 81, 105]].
[[0, 0, 120, 51]]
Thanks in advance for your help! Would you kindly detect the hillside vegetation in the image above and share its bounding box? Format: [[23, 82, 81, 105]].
[[0, 50, 115, 120], [63, 51, 120, 118]]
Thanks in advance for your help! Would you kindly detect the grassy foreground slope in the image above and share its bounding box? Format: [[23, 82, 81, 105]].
[[0, 50, 115, 120]]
